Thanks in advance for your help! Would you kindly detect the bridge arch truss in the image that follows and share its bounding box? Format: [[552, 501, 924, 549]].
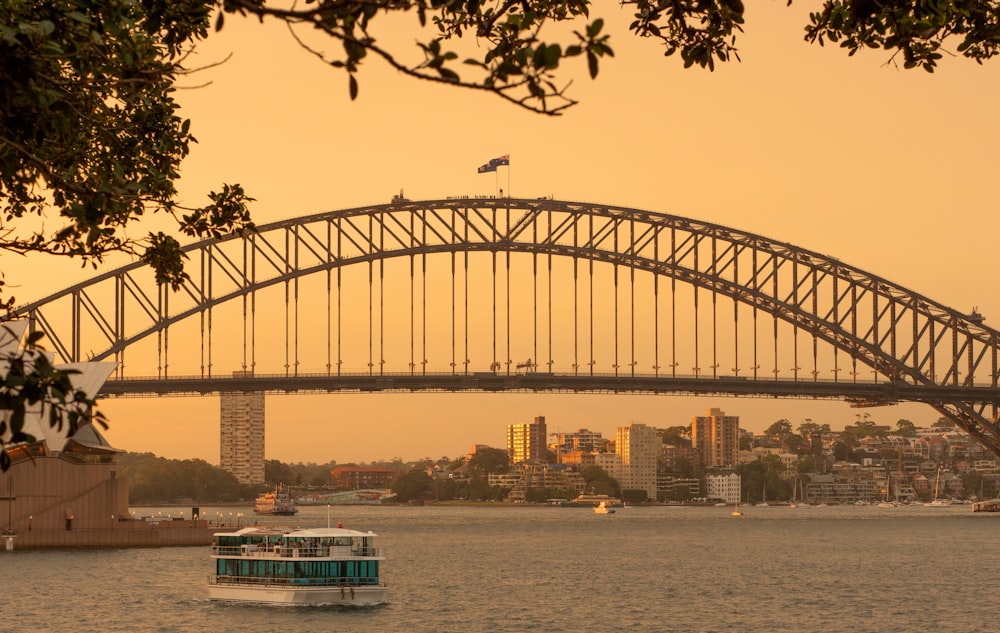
[[14, 198, 1000, 453]]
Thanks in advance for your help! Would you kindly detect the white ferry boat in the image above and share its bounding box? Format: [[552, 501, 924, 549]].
[[254, 483, 298, 516], [207, 525, 388, 605], [562, 492, 623, 508]]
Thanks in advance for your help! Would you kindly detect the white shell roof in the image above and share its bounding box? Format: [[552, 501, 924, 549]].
[[21, 361, 116, 452], [0, 320, 27, 356], [1, 321, 118, 452]]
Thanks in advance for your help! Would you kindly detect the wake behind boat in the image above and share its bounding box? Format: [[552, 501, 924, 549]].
[[207, 525, 388, 605]]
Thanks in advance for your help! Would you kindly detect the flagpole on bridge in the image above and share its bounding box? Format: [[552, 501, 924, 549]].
[[506, 156, 511, 199], [477, 155, 511, 198]]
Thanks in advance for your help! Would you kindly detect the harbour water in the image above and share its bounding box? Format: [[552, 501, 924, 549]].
[[2, 503, 997, 633]]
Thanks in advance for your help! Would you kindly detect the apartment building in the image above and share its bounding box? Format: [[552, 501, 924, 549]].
[[692, 408, 740, 467], [220, 373, 265, 484], [616, 423, 660, 501], [507, 416, 548, 464]]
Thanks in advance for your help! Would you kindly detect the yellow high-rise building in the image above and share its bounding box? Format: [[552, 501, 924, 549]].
[[507, 416, 547, 464], [691, 408, 740, 467]]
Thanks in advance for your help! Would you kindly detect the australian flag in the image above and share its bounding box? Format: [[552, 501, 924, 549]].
[[477, 154, 510, 173]]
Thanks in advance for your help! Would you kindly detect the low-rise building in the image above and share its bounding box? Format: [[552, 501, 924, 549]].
[[488, 463, 587, 500], [656, 476, 700, 501], [804, 474, 880, 504], [705, 473, 741, 503], [559, 450, 597, 468], [660, 444, 701, 471]]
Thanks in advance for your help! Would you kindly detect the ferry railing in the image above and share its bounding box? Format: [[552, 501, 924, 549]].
[[208, 575, 387, 587], [211, 545, 383, 558]]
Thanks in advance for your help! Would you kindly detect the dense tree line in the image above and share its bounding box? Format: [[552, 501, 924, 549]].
[[120, 454, 361, 503], [119, 452, 505, 504], [117, 452, 247, 504], [391, 447, 514, 503], [264, 459, 338, 488]]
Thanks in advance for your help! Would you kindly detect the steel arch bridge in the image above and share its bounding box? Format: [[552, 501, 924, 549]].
[[13, 198, 1000, 455]]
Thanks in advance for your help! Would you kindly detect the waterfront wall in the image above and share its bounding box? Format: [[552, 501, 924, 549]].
[[1, 454, 130, 533], [2, 520, 215, 551]]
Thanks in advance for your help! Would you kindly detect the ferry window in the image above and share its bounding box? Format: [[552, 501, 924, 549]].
[[356, 561, 371, 583]]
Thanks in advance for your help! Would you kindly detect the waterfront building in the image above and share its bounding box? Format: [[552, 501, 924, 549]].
[[805, 474, 881, 504], [974, 460, 998, 473], [705, 473, 741, 504], [551, 428, 605, 454], [660, 444, 701, 472], [489, 463, 587, 501], [507, 416, 547, 464], [465, 444, 493, 461], [747, 446, 781, 461], [524, 463, 586, 492], [220, 371, 265, 485], [330, 466, 398, 490], [488, 471, 526, 491], [777, 452, 799, 471], [0, 321, 127, 534], [594, 451, 621, 477], [616, 423, 660, 501], [656, 475, 701, 500], [692, 408, 740, 467], [559, 450, 597, 468], [0, 321, 210, 549]]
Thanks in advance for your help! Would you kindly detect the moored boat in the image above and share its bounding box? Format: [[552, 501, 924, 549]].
[[972, 498, 1000, 512], [207, 525, 388, 605], [254, 483, 298, 516], [926, 468, 951, 507]]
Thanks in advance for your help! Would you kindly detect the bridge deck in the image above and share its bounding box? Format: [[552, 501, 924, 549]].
[[99, 373, 1000, 405]]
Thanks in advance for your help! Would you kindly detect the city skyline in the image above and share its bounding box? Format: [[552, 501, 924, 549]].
[[102, 396, 950, 467], [4, 3, 997, 465]]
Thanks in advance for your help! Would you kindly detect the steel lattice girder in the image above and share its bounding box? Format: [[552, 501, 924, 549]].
[[12, 198, 1000, 454]]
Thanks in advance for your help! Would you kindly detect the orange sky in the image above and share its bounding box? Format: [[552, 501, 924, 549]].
[[5, 3, 998, 464]]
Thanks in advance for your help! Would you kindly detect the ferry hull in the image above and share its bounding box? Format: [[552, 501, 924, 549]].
[[207, 583, 388, 606]]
